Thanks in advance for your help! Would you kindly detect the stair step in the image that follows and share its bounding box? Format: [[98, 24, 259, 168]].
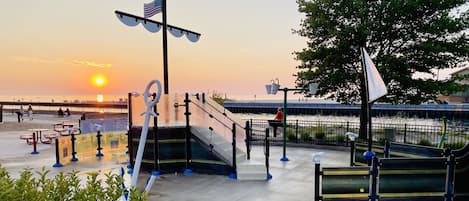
[[237, 172, 268, 181]]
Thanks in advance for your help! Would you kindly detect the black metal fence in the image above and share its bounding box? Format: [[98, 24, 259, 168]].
[[246, 118, 469, 149]]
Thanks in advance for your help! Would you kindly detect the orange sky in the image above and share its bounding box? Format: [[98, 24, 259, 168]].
[[0, 1, 307, 99]]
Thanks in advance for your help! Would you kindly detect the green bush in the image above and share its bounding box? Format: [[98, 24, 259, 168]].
[[377, 138, 387, 146], [445, 142, 467, 150], [336, 135, 346, 143], [417, 139, 433, 147], [0, 165, 147, 201], [286, 129, 297, 141], [300, 132, 313, 141], [314, 126, 326, 140]]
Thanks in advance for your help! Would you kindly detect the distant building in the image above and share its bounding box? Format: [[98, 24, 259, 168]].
[[438, 67, 469, 103]]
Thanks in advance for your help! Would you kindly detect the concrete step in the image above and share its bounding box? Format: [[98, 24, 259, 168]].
[[236, 160, 267, 181], [237, 160, 265, 172]]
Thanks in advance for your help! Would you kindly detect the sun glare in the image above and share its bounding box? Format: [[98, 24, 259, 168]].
[[93, 75, 106, 87], [97, 94, 104, 103]]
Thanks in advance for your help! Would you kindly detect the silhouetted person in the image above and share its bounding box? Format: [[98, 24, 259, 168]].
[[15, 110, 23, 123], [27, 104, 33, 120], [58, 107, 64, 117], [65, 108, 71, 116]]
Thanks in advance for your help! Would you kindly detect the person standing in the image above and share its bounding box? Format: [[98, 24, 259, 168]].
[[273, 108, 284, 136], [27, 104, 33, 120]]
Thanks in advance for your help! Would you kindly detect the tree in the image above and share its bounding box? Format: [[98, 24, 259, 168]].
[[294, 0, 468, 138]]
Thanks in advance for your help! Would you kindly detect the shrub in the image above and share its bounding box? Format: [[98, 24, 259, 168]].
[[287, 131, 297, 141], [445, 142, 467, 150], [336, 135, 346, 143], [314, 126, 326, 140], [300, 132, 313, 141], [0, 165, 147, 201], [417, 139, 433, 147]]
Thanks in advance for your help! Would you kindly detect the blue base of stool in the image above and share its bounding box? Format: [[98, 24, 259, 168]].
[[228, 172, 237, 179], [280, 157, 289, 162], [71, 157, 79, 162], [267, 173, 273, 180], [151, 171, 161, 176], [96, 153, 104, 157], [127, 168, 133, 174], [31, 151, 39, 155], [183, 169, 193, 176], [52, 163, 63, 168]]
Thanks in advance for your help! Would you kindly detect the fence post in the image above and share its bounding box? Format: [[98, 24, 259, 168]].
[[445, 154, 455, 201], [71, 132, 78, 162], [52, 138, 63, 167], [229, 123, 237, 179], [295, 119, 299, 143], [265, 128, 272, 180], [369, 157, 379, 201], [350, 140, 355, 166], [31, 132, 39, 155], [384, 140, 390, 158], [245, 121, 251, 160], [183, 93, 192, 175], [314, 161, 321, 201], [403, 124, 407, 144]]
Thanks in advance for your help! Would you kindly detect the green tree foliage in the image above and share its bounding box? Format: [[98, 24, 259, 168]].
[[294, 0, 469, 105]]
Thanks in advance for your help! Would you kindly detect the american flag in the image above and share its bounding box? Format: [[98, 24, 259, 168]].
[[144, 0, 162, 18]]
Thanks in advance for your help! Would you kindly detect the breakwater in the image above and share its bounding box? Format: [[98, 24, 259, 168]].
[[223, 101, 469, 119], [0, 101, 127, 114]]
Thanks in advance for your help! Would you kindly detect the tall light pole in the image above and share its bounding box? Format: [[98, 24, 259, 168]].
[[266, 80, 318, 161]]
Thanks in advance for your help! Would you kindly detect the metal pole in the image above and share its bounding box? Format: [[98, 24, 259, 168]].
[[52, 138, 63, 167], [314, 162, 321, 201], [96, 130, 103, 157], [31, 132, 39, 154], [445, 154, 455, 201], [350, 140, 355, 166], [127, 93, 134, 171], [229, 123, 237, 179], [265, 128, 272, 180], [153, 101, 160, 173], [183, 93, 192, 175], [281, 88, 289, 161], [162, 0, 169, 94], [71, 132, 78, 162], [245, 121, 251, 160]]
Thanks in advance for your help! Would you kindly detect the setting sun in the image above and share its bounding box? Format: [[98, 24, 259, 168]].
[[93, 75, 107, 87]]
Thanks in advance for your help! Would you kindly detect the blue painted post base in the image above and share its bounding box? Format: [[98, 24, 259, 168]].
[[151, 171, 161, 176], [183, 169, 192, 176], [71, 157, 79, 162], [126, 162, 132, 168], [127, 168, 133, 174], [96, 152, 104, 157], [31, 151, 39, 155], [267, 173, 273, 180], [280, 157, 289, 162], [228, 172, 237, 179], [52, 163, 63, 168]]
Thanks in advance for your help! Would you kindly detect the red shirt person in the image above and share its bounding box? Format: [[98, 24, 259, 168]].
[[274, 108, 283, 121]]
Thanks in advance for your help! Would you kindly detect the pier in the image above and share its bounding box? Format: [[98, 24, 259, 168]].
[[223, 101, 469, 119]]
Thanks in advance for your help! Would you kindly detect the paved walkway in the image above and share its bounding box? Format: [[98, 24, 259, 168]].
[[0, 112, 350, 201]]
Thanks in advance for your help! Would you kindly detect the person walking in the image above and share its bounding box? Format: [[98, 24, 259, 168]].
[[27, 104, 33, 120], [16, 105, 24, 123]]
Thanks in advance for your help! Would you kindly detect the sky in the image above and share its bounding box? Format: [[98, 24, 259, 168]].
[[1, 1, 467, 101], [0, 0, 307, 100]]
